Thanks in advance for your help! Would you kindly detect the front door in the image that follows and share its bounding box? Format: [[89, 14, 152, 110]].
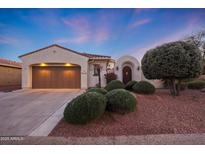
[[123, 66, 132, 84]]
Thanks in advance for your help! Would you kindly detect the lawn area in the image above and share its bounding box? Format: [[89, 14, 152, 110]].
[[49, 89, 205, 137]]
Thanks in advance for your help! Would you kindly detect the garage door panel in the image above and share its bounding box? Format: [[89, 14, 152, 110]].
[[32, 66, 81, 89]]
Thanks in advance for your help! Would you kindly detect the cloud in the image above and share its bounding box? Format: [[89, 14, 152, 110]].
[[129, 16, 204, 60], [58, 14, 110, 44], [128, 18, 151, 29], [95, 27, 110, 43], [54, 35, 90, 44], [20, 9, 62, 29], [0, 36, 18, 45]]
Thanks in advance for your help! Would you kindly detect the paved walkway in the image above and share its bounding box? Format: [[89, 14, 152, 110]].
[[0, 89, 83, 136], [0, 133, 205, 145]]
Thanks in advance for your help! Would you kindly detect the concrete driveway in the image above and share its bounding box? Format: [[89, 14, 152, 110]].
[[0, 89, 83, 136]]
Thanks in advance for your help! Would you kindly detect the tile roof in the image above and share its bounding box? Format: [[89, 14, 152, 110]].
[[0, 58, 22, 68], [80, 53, 111, 59], [19, 44, 111, 59]]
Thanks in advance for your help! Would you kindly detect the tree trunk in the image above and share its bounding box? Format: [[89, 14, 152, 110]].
[[168, 79, 174, 96], [176, 79, 181, 96], [170, 79, 177, 96]]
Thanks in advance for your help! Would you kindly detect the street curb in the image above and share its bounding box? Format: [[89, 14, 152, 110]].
[[1, 133, 205, 145]]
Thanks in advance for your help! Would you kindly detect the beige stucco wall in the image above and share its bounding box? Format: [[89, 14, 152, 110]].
[[19, 46, 89, 89], [141, 71, 164, 88], [115, 55, 141, 82], [88, 61, 108, 88]]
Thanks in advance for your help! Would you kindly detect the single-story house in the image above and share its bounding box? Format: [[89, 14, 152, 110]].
[[19, 44, 115, 89], [19, 44, 163, 89], [0, 58, 22, 91]]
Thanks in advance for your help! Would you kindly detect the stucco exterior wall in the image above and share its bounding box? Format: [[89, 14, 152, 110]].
[[88, 61, 107, 88], [20, 46, 89, 89], [141, 72, 164, 88], [115, 55, 141, 82]]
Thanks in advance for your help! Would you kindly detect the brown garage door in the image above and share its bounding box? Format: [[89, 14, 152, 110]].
[[32, 66, 81, 89]]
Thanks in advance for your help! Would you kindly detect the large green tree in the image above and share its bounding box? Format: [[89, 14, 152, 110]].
[[141, 41, 203, 96]]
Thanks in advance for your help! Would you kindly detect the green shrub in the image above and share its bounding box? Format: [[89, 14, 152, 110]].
[[132, 81, 155, 94], [87, 88, 107, 95], [187, 80, 205, 89], [125, 80, 138, 91], [106, 89, 137, 114], [63, 92, 107, 124], [105, 80, 125, 91]]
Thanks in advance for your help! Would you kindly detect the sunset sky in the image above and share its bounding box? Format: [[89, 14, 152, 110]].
[[0, 8, 205, 62]]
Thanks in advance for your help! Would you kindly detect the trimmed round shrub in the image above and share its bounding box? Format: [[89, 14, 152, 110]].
[[87, 88, 107, 95], [187, 80, 205, 89], [63, 92, 107, 124], [106, 89, 137, 114], [125, 80, 138, 91], [132, 81, 155, 94], [105, 80, 125, 91]]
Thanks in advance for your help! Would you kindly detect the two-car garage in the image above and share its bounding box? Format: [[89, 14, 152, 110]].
[[32, 64, 81, 89], [19, 44, 90, 89]]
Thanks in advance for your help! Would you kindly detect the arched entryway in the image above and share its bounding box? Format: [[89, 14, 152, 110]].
[[115, 55, 141, 83], [123, 66, 132, 84]]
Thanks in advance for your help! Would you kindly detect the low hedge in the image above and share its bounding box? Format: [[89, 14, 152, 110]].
[[87, 88, 107, 95], [63, 92, 107, 124], [132, 81, 155, 94], [125, 80, 138, 91], [105, 89, 137, 114], [105, 80, 125, 91], [187, 80, 205, 89]]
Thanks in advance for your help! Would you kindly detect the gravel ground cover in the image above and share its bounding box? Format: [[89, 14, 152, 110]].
[[50, 89, 205, 137]]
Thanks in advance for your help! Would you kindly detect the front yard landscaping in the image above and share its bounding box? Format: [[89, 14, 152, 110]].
[[49, 89, 205, 137], [50, 41, 205, 138]]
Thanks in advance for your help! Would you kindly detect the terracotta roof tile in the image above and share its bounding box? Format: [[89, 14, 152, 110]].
[[80, 53, 111, 59], [0, 58, 22, 68]]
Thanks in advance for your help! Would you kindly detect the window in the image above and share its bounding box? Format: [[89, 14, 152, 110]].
[[93, 64, 100, 76]]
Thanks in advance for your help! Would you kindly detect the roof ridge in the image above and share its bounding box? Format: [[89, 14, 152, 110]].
[[19, 44, 111, 59]]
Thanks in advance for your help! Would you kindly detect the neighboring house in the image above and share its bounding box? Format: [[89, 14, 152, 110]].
[[0, 58, 22, 91], [19, 44, 114, 89]]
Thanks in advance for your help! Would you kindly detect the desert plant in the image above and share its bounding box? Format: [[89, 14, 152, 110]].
[[105, 89, 137, 114], [104, 72, 117, 84], [142, 41, 203, 96], [132, 81, 155, 94], [63, 92, 107, 124], [87, 87, 107, 95], [125, 80, 138, 91], [187, 80, 205, 89], [104, 80, 125, 91]]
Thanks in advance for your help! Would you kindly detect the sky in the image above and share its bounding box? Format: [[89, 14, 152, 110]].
[[0, 8, 205, 62]]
